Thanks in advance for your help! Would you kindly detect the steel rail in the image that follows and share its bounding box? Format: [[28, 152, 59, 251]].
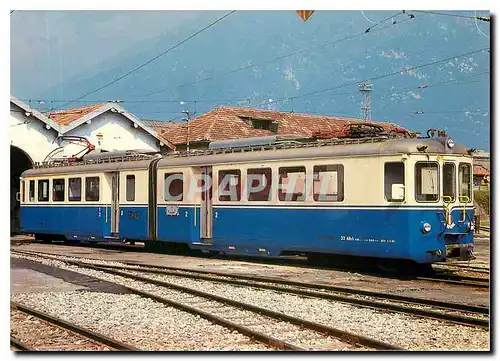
[[415, 275, 489, 288], [11, 248, 489, 313], [88, 264, 401, 350], [10, 336, 34, 351], [91, 262, 489, 328], [12, 240, 492, 281], [106, 285, 303, 351], [11, 251, 400, 350], [434, 264, 489, 274], [96, 262, 490, 315], [11, 249, 489, 319], [11, 302, 139, 351]]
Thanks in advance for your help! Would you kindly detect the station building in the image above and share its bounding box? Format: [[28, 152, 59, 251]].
[[9, 97, 174, 232]]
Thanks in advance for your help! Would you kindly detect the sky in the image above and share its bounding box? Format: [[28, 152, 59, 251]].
[[10, 10, 491, 150], [10, 11, 205, 97]]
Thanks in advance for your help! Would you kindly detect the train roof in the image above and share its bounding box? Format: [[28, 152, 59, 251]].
[[22, 136, 471, 177]]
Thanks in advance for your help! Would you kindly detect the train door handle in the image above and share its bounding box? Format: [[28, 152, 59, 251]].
[[120, 210, 124, 216], [215, 212, 218, 219]]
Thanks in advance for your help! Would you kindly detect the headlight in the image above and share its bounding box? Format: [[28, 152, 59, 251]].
[[422, 222, 432, 233], [467, 222, 475, 232], [446, 138, 455, 148]]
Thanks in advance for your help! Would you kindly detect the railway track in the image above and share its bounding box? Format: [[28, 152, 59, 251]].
[[11, 302, 138, 351], [434, 263, 489, 274], [13, 239, 491, 284], [11, 336, 33, 351], [11, 249, 402, 350], [12, 249, 489, 330], [416, 273, 489, 288], [478, 226, 490, 233]]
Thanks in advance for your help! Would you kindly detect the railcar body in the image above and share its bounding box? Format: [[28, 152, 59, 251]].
[[19, 136, 475, 264]]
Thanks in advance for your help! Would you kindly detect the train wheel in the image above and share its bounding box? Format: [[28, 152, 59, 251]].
[[144, 241, 163, 253], [34, 234, 51, 244]]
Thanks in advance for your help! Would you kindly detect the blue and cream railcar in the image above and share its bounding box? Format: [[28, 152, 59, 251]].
[[19, 159, 153, 243], [153, 137, 474, 264], [20, 135, 475, 264]]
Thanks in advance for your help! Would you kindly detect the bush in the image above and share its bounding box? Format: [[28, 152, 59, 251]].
[[474, 190, 490, 215]]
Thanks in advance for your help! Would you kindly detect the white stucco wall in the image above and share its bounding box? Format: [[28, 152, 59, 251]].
[[9, 104, 60, 163], [62, 111, 160, 156], [9, 104, 162, 163]]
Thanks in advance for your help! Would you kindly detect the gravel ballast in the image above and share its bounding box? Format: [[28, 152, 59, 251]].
[[11, 253, 490, 351], [11, 309, 112, 351], [12, 291, 273, 351]]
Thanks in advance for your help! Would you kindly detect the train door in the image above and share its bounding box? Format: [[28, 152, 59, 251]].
[[199, 166, 213, 240], [111, 172, 120, 234]]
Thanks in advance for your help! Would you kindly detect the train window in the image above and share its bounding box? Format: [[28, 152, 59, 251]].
[[313, 165, 344, 202], [384, 162, 405, 201], [126, 175, 135, 201], [52, 179, 65, 202], [29, 180, 35, 202], [443, 163, 456, 201], [459, 163, 472, 201], [415, 162, 439, 202], [68, 178, 82, 201], [85, 177, 100, 202], [38, 179, 49, 202], [219, 170, 241, 201], [164, 173, 183, 201], [247, 168, 272, 201], [279, 166, 306, 202]]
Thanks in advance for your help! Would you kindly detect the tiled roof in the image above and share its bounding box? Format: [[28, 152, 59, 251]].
[[152, 106, 408, 145], [47, 103, 105, 126], [474, 165, 490, 177], [139, 120, 181, 149]]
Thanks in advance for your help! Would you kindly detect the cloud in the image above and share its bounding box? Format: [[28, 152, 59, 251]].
[[408, 91, 421, 99], [380, 49, 407, 60]]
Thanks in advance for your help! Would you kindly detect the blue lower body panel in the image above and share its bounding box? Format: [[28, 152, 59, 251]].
[[119, 206, 149, 240], [20, 204, 474, 264], [20, 205, 108, 239], [205, 206, 474, 263]]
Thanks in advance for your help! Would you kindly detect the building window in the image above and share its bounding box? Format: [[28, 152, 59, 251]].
[[29, 180, 35, 202], [314, 165, 344, 202], [164, 173, 183, 201], [279, 166, 306, 201], [459, 163, 472, 201], [443, 163, 456, 201], [247, 168, 272, 201], [38, 179, 49, 202], [218, 170, 241, 201], [252, 119, 270, 130], [126, 175, 135, 201], [415, 162, 439, 202], [52, 179, 65, 202], [68, 178, 82, 201], [85, 177, 100, 202], [384, 162, 405, 201]]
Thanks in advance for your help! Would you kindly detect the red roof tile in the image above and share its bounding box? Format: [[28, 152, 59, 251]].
[[474, 165, 490, 177], [48, 103, 105, 126], [152, 106, 408, 145]]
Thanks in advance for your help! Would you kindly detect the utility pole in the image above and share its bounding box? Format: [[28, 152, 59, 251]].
[[181, 110, 195, 152], [359, 83, 373, 121]]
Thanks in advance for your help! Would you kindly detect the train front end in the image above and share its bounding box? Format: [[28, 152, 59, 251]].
[[400, 137, 476, 264]]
